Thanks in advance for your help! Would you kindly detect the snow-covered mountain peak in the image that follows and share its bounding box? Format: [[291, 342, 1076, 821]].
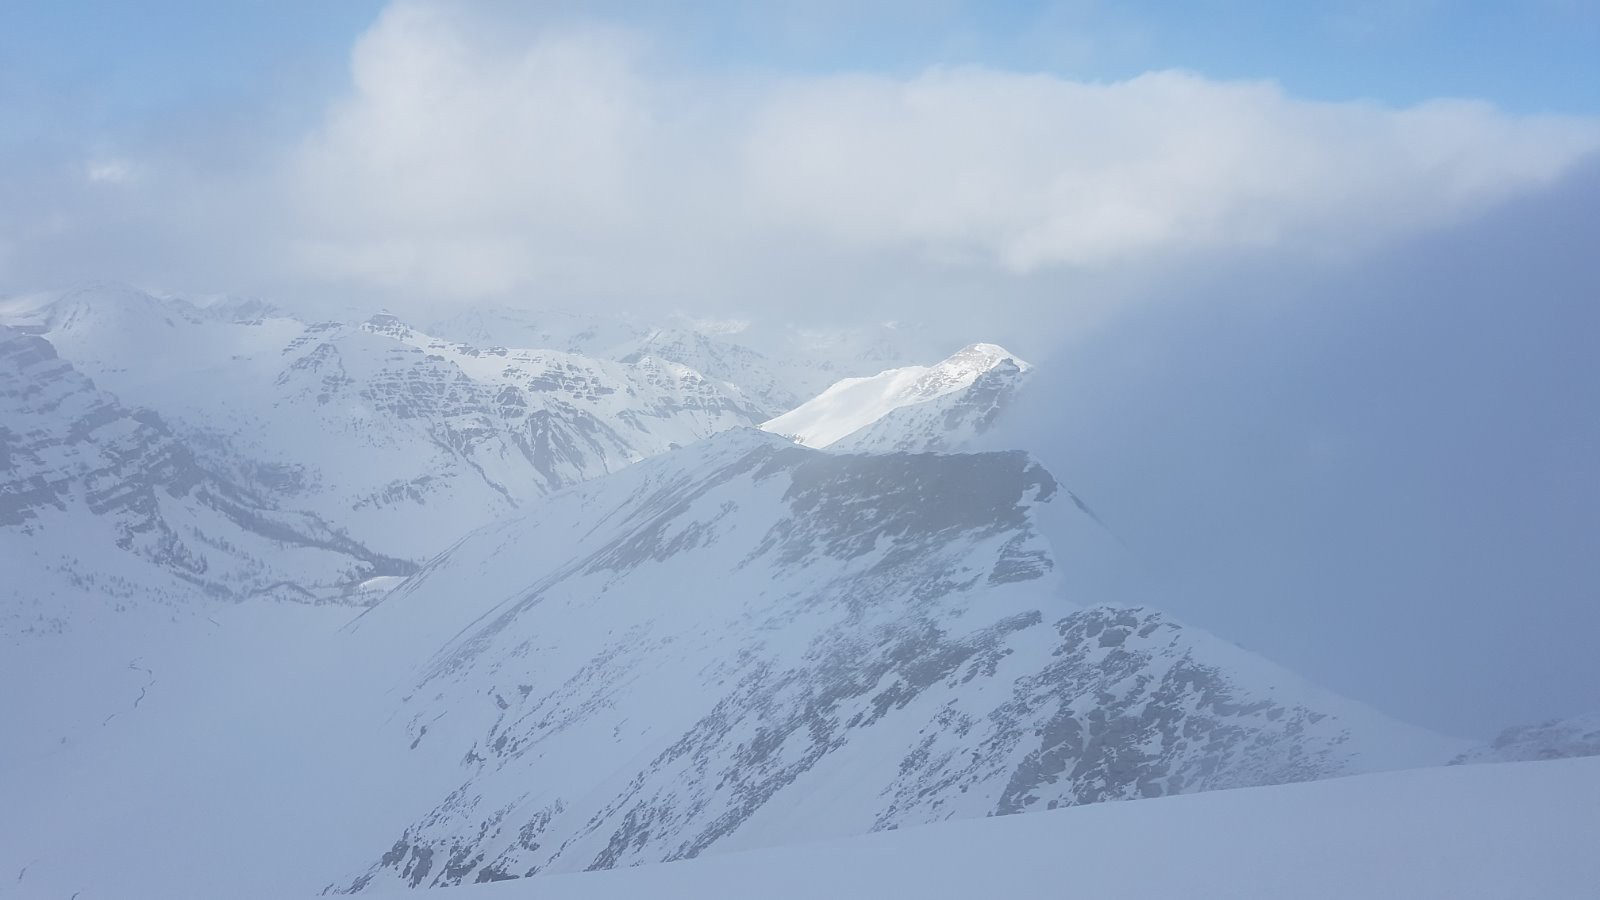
[[939, 341, 1027, 376], [361, 311, 414, 339], [761, 342, 1029, 450], [28, 282, 202, 335]]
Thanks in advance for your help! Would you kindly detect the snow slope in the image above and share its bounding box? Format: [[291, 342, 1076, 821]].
[[325, 429, 1458, 892], [0, 324, 407, 633], [762, 343, 1027, 449], [831, 356, 1027, 454], [351, 756, 1600, 900], [0, 321, 409, 780], [745, 320, 940, 401]]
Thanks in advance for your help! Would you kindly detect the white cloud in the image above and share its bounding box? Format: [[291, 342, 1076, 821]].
[[277, 0, 1600, 302], [288, 2, 661, 294], [6, 0, 1599, 318], [740, 69, 1600, 270], [85, 159, 135, 185]]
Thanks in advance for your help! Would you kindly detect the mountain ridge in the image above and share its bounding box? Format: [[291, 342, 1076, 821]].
[[762, 342, 1027, 451], [7, 286, 784, 563], [319, 430, 1460, 892]]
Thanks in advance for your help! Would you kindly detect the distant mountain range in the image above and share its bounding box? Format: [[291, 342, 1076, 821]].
[[1, 284, 1592, 899]]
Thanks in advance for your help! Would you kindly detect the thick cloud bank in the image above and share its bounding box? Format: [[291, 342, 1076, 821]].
[[3, 0, 1597, 316]]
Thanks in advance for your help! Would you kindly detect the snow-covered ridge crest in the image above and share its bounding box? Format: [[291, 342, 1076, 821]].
[[322, 430, 1459, 892], [761, 342, 1028, 449]]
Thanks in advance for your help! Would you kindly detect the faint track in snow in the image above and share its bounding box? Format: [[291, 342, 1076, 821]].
[[100, 658, 156, 725]]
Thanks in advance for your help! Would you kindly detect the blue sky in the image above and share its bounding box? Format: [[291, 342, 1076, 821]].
[[4, 0, 1598, 151], [671, 0, 1600, 112], [0, 1, 383, 145]]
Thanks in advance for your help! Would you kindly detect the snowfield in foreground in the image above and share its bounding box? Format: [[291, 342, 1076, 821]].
[[353, 755, 1600, 900]]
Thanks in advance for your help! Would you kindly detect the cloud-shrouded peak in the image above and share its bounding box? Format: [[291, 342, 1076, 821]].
[[940, 342, 1029, 377], [762, 341, 1026, 448]]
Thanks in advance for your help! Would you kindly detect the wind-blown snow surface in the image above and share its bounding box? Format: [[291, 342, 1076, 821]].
[[349, 756, 1600, 900], [3, 429, 1461, 899], [832, 357, 1027, 454], [762, 343, 1026, 449]]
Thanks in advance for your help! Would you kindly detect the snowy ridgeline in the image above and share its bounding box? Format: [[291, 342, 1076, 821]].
[[344, 756, 1600, 900], [319, 431, 1460, 894], [760, 342, 1028, 452]]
